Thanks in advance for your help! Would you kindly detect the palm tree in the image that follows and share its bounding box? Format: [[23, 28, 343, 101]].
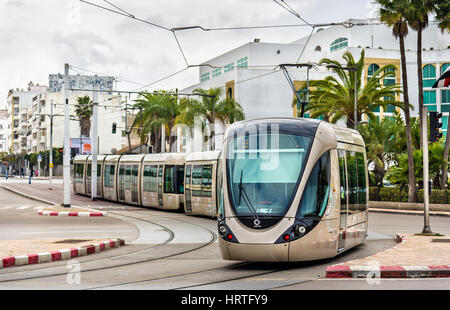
[[408, 0, 434, 148], [74, 96, 93, 137], [358, 118, 400, 187], [133, 91, 181, 152], [377, 0, 416, 203], [179, 87, 244, 149], [303, 50, 404, 128]]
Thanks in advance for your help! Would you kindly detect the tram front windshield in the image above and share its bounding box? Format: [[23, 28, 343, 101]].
[[227, 133, 311, 217]]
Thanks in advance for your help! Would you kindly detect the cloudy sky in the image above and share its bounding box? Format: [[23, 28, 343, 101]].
[[0, 0, 378, 108]]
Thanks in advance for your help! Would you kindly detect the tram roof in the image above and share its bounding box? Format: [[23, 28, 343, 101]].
[[186, 150, 221, 162], [226, 117, 364, 147]]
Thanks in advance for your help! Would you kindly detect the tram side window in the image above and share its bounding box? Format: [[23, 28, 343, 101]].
[[143, 165, 150, 192], [176, 165, 185, 194], [125, 165, 132, 190], [74, 164, 84, 183], [164, 165, 174, 193], [202, 165, 213, 197], [104, 165, 115, 188], [356, 152, 367, 211], [132, 165, 139, 183], [185, 165, 192, 188], [143, 165, 158, 192], [338, 150, 347, 209], [346, 152, 358, 213], [296, 151, 331, 218], [192, 165, 203, 196], [87, 164, 92, 179]]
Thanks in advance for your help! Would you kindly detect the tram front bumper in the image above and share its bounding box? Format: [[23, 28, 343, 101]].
[[220, 240, 289, 262]]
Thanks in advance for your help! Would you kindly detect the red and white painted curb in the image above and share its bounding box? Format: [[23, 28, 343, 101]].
[[37, 207, 106, 217], [326, 234, 450, 278], [0, 238, 125, 269]]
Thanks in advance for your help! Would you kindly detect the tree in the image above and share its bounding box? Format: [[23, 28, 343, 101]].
[[409, 0, 432, 148], [133, 91, 181, 152], [303, 50, 404, 128], [358, 118, 400, 187], [377, 0, 416, 202], [387, 143, 445, 189], [179, 87, 244, 149], [74, 96, 93, 137]]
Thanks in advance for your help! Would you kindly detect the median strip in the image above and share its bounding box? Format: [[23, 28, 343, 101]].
[[0, 238, 125, 269]]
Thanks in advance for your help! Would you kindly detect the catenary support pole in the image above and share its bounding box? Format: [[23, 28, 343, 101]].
[[91, 83, 98, 200], [422, 105, 432, 233], [63, 63, 71, 207], [49, 99, 53, 190]]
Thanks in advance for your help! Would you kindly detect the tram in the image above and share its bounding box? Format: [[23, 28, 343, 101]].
[[73, 152, 218, 216], [217, 118, 368, 262]]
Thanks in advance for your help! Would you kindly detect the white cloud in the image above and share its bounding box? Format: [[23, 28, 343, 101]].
[[0, 0, 375, 108]]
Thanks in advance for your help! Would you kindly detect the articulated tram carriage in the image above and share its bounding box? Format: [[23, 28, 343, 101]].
[[73, 117, 368, 262], [73, 151, 220, 217], [217, 118, 368, 262]]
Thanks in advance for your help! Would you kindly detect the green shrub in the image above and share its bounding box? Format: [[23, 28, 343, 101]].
[[369, 187, 381, 201], [379, 187, 409, 202], [371, 187, 450, 204], [417, 189, 449, 204]]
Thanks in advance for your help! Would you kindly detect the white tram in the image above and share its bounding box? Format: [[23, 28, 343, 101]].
[[73, 152, 216, 216], [217, 118, 369, 262]]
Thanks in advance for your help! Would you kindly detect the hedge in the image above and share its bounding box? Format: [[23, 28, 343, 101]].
[[369, 186, 450, 204]]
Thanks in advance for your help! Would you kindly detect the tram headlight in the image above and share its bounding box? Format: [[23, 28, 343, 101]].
[[293, 224, 307, 237], [218, 224, 227, 236]]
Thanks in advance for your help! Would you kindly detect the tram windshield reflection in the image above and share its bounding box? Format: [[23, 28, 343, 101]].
[[227, 133, 311, 216]]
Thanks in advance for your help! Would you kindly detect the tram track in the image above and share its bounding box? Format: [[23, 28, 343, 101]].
[[0, 210, 220, 285]]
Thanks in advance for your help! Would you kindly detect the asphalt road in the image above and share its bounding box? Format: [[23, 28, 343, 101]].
[[0, 184, 450, 290]]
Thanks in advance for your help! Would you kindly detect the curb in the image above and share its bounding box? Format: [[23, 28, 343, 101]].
[[0, 238, 125, 269], [37, 209, 107, 217], [369, 208, 450, 218], [326, 234, 450, 278], [0, 184, 56, 206]]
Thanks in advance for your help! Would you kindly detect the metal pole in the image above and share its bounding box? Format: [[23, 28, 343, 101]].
[[91, 83, 98, 200], [354, 70, 357, 130], [212, 95, 216, 151], [63, 63, 71, 207], [306, 66, 310, 116], [422, 105, 432, 233], [49, 99, 53, 190]]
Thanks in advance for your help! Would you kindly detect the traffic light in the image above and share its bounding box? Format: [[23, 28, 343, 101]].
[[58, 147, 63, 154], [112, 122, 117, 134], [430, 111, 443, 142]]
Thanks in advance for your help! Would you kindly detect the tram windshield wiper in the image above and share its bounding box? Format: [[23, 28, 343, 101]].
[[238, 169, 260, 221]]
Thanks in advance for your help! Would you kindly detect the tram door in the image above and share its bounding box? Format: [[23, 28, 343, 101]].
[[185, 165, 192, 212], [157, 165, 163, 208], [337, 150, 348, 251], [118, 165, 125, 201]]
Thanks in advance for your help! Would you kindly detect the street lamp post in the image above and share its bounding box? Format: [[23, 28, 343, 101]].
[[326, 65, 358, 129]]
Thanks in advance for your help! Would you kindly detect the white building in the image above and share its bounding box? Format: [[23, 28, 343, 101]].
[[181, 18, 450, 148], [6, 75, 130, 156], [0, 109, 8, 153], [6, 84, 47, 154], [35, 74, 128, 155]]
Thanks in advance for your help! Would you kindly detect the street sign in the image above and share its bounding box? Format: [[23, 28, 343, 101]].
[[37, 154, 42, 161]]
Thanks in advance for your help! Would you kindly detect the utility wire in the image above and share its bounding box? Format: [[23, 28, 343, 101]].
[[103, 0, 134, 17], [172, 32, 189, 67], [79, 0, 171, 31]]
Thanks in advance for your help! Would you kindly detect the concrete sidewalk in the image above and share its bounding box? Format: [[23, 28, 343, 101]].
[[327, 233, 450, 278]]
